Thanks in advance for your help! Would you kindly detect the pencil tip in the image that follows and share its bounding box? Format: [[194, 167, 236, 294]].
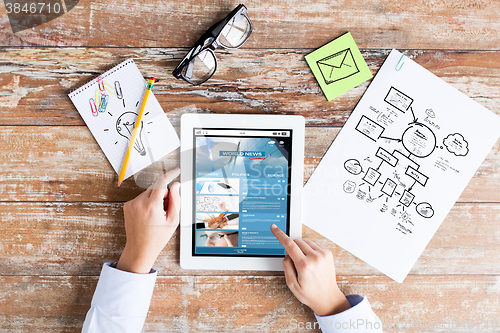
[[117, 180, 122, 188]]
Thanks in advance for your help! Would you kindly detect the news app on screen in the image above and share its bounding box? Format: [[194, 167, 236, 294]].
[[193, 128, 292, 257]]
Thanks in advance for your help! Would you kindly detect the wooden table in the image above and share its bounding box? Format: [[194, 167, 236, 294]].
[[0, 1, 499, 332]]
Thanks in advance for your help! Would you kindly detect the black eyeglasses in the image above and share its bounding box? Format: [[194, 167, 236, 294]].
[[173, 4, 252, 85]]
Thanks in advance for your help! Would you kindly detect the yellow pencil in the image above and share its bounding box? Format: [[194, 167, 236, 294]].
[[117, 77, 155, 188]]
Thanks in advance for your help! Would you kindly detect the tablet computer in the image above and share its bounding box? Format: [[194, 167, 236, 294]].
[[180, 114, 304, 271]]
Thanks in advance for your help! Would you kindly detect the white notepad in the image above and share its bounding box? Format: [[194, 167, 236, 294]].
[[69, 59, 179, 180], [303, 49, 500, 283]]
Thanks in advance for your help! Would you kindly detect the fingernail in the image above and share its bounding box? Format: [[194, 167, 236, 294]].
[[271, 224, 277, 230]]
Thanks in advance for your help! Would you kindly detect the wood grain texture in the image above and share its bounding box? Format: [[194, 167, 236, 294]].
[[1, 202, 499, 276], [1, 275, 499, 332], [0, 126, 499, 202], [0, 0, 499, 331], [0, 49, 498, 126], [0, 0, 499, 50]]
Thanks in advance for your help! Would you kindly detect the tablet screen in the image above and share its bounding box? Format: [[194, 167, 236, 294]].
[[192, 128, 292, 257]]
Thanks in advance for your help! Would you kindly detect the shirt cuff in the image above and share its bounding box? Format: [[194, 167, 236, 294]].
[[92, 262, 157, 317], [315, 295, 382, 332]]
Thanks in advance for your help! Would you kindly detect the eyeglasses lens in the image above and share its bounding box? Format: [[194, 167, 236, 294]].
[[181, 49, 217, 84], [218, 12, 251, 48], [176, 7, 252, 84], [201, 234, 224, 241]]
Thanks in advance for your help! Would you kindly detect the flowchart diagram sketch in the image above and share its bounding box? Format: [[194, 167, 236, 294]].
[[303, 50, 500, 283]]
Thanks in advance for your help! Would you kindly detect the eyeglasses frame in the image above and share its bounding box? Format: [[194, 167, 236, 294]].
[[172, 4, 252, 85]]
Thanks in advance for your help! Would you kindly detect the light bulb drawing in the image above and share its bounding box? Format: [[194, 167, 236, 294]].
[[116, 111, 146, 156], [95, 78, 153, 156]]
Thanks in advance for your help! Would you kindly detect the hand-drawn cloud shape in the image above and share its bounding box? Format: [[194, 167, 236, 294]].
[[425, 108, 435, 118], [344, 159, 363, 175], [343, 180, 356, 194], [416, 202, 434, 218], [443, 133, 469, 156]]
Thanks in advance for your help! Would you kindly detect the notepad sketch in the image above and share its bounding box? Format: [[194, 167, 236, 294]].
[[316, 48, 360, 84], [303, 50, 500, 283], [69, 59, 179, 180]]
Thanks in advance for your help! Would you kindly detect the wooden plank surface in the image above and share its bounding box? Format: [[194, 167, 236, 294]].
[[0, 0, 499, 50], [0, 49, 498, 126], [0, 0, 499, 331], [1, 275, 499, 332], [1, 126, 499, 202], [1, 202, 499, 277]]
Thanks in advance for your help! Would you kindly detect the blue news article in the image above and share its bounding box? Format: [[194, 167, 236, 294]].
[[194, 135, 291, 256]]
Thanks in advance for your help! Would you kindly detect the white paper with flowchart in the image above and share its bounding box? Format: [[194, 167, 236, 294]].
[[303, 49, 500, 283]]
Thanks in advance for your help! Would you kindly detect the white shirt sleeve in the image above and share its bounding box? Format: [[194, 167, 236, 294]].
[[316, 295, 383, 332], [81, 263, 157, 333]]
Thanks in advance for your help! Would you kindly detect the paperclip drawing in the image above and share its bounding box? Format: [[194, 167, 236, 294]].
[[98, 94, 110, 113], [115, 81, 125, 107], [91, 78, 119, 117], [95, 89, 101, 109], [89, 98, 98, 117], [115, 81, 123, 99], [104, 82, 115, 94], [97, 76, 105, 95]]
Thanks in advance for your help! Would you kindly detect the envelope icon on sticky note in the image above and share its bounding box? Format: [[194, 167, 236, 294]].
[[316, 48, 360, 85]]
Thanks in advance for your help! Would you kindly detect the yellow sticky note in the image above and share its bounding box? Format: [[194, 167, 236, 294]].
[[305, 32, 372, 101]]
